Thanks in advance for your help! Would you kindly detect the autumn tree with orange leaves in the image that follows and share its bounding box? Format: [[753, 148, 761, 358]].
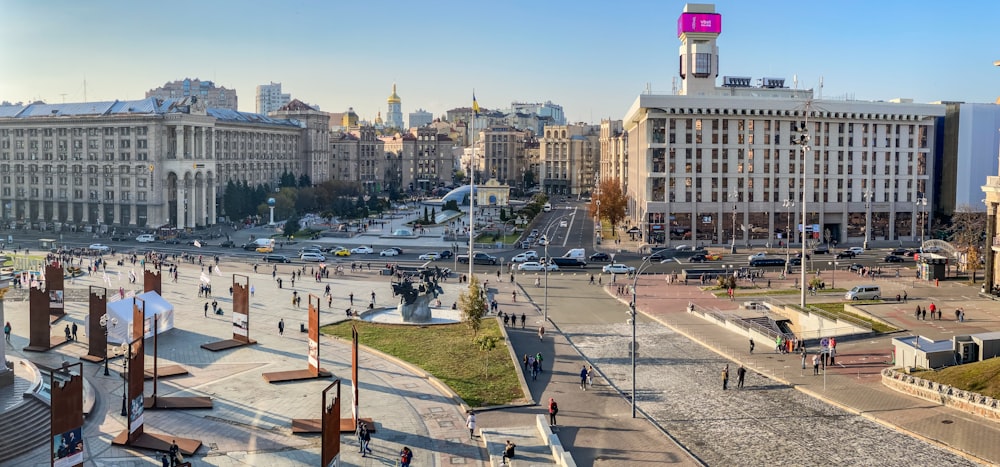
[[589, 178, 628, 234]]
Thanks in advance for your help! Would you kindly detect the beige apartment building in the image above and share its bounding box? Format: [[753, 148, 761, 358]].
[[539, 124, 600, 196], [599, 119, 627, 188], [476, 126, 530, 189], [146, 78, 238, 111]]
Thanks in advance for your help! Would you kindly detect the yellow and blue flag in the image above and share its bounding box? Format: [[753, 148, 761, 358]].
[[472, 93, 480, 115]]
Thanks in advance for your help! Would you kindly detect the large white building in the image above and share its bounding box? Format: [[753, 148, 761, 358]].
[[256, 82, 291, 115], [0, 97, 313, 229], [622, 3, 945, 247]]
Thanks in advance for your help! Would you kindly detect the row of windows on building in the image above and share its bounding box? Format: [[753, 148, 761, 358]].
[[2, 186, 149, 202], [647, 120, 930, 148], [1, 127, 149, 137]]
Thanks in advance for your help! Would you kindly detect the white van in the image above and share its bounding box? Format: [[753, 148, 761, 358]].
[[563, 248, 586, 260], [136, 234, 156, 243], [845, 285, 880, 300], [543, 203, 552, 212]]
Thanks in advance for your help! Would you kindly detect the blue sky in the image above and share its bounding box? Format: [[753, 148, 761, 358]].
[[2, 0, 999, 123]]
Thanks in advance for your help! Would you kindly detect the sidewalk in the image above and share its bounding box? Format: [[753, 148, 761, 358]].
[[475, 271, 702, 466], [624, 274, 1000, 465]]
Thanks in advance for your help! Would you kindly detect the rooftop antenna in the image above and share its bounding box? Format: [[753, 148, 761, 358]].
[[59, 93, 67, 103], [83, 78, 87, 102], [793, 74, 798, 90], [671, 78, 677, 95]]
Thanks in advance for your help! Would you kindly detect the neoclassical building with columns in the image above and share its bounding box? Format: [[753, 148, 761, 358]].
[[0, 96, 312, 229]]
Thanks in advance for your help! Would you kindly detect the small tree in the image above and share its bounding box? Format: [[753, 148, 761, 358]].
[[590, 178, 628, 232], [458, 275, 488, 336], [284, 214, 300, 237], [716, 274, 736, 290], [431, 207, 437, 224], [423, 206, 430, 224], [475, 334, 500, 382]]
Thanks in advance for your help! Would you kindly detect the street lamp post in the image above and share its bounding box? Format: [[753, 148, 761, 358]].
[[783, 199, 795, 272], [730, 189, 738, 254], [99, 313, 117, 376], [792, 111, 813, 308], [119, 342, 129, 416], [863, 189, 874, 250], [827, 261, 839, 288], [917, 196, 928, 251], [628, 258, 655, 418], [540, 214, 571, 324]]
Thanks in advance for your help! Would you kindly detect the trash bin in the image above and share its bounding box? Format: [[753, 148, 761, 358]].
[[300, 323, 307, 333]]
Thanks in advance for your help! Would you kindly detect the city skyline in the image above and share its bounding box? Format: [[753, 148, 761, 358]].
[[3, 0, 999, 124]]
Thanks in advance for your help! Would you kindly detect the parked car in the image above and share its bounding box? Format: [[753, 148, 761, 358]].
[[89, 243, 111, 252], [602, 263, 636, 274], [589, 252, 611, 262], [884, 254, 904, 263], [847, 247, 865, 255], [439, 250, 453, 259], [418, 252, 440, 261], [300, 252, 326, 262], [351, 246, 374, 254], [518, 261, 558, 272], [263, 254, 291, 263], [379, 248, 399, 257]]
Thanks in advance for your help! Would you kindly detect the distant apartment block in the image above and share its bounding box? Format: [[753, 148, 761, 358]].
[[256, 82, 291, 115], [409, 109, 433, 129], [145, 78, 237, 110]]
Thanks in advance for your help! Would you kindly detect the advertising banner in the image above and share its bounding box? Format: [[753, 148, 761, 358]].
[[232, 312, 248, 337], [52, 427, 83, 467]]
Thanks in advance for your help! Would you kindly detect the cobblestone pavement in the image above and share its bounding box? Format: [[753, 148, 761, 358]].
[[565, 320, 978, 466]]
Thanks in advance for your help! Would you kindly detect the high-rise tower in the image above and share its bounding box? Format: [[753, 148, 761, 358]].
[[677, 3, 722, 96]]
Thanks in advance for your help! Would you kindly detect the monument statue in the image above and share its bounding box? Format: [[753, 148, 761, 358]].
[[391, 269, 443, 323]]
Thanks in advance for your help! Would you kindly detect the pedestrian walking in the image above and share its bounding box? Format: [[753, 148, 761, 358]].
[[580, 365, 588, 390], [530, 357, 539, 381], [358, 422, 372, 456], [721, 364, 729, 390], [204, 302, 209, 317], [535, 352, 544, 372], [538, 326, 545, 341], [371, 291, 376, 306], [71, 322, 78, 340], [749, 338, 755, 354], [512, 290, 517, 302], [64, 324, 71, 341], [349, 292, 354, 306], [466, 411, 477, 439], [801, 347, 807, 369], [400, 447, 413, 467], [3, 321, 10, 343], [278, 319, 284, 336], [520, 313, 526, 329], [737, 365, 747, 389], [548, 398, 559, 426], [587, 365, 594, 388], [812, 354, 820, 375], [523, 354, 529, 372]]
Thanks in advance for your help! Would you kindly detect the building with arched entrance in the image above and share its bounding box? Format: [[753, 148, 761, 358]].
[[0, 96, 321, 230]]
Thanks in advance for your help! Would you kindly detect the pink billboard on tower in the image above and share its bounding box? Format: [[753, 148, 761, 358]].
[[677, 12, 722, 36]]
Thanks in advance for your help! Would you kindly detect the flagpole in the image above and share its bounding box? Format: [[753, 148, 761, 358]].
[[468, 96, 476, 280]]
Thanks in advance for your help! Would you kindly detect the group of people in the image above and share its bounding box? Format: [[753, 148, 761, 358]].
[[523, 352, 545, 380], [720, 363, 748, 389], [355, 420, 413, 466]]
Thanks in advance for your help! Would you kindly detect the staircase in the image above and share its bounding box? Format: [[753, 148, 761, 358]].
[[0, 397, 50, 463]]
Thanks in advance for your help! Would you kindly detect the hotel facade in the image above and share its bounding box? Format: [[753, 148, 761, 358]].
[[623, 3, 945, 247]]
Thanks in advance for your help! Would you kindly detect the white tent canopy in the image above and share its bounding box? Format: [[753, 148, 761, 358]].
[[102, 291, 174, 344]]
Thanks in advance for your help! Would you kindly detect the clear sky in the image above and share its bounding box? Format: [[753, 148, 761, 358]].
[[2, 0, 999, 124]]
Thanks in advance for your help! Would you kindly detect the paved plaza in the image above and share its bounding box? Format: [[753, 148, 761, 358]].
[[4, 223, 1000, 465], [4, 256, 485, 466]]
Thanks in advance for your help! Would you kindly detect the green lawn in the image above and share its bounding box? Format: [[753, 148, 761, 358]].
[[321, 320, 523, 407], [913, 358, 1000, 399]]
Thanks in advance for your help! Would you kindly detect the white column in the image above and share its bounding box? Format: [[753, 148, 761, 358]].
[[176, 183, 184, 228], [202, 127, 209, 159], [175, 126, 185, 159], [194, 178, 204, 227], [208, 178, 216, 225]]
